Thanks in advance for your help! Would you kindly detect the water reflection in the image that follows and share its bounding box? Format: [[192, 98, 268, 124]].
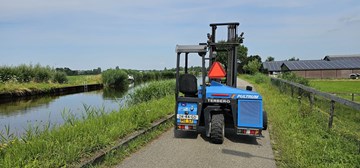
[[0, 96, 58, 117], [0, 85, 134, 137], [102, 87, 128, 100]]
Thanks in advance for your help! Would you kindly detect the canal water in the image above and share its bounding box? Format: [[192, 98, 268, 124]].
[[0, 85, 135, 137]]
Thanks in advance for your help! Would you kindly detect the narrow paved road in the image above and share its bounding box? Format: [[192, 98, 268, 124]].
[[116, 78, 276, 168]]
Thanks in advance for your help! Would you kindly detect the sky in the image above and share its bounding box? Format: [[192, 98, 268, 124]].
[[1, 0, 360, 70]]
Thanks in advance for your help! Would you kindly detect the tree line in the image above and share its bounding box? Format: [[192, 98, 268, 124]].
[[55, 67, 102, 76], [102, 68, 176, 89]]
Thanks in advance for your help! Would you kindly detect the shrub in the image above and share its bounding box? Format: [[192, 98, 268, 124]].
[[0, 66, 15, 82], [17, 64, 35, 82], [243, 59, 261, 74], [131, 71, 143, 83], [102, 69, 129, 89], [33, 64, 52, 83], [52, 71, 68, 84], [142, 72, 156, 82], [280, 72, 310, 86], [254, 73, 268, 84], [0, 64, 59, 83], [127, 80, 175, 105], [161, 71, 176, 79]]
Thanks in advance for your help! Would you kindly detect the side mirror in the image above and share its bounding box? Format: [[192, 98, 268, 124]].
[[246, 86, 252, 91]]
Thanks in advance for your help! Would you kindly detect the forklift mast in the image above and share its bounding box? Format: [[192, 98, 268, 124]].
[[207, 22, 244, 88]]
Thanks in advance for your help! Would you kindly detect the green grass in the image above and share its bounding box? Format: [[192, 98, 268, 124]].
[[0, 80, 175, 167], [310, 80, 360, 102], [0, 75, 102, 94], [67, 75, 102, 85], [310, 80, 360, 93], [241, 74, 360, 167], [127, 80, 175, 105]]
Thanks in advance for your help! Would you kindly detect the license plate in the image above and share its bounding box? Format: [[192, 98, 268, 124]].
[[180, 119, 193, 124], [177, 114, 199, 120]]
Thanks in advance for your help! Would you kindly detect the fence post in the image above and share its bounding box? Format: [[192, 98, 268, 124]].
[[309, 93, 314, 110], [298, 95, 302, 113], [279, 81, 283, 93], [352, 93, 355, 101], [328, 100, 335, 129], [298, 87, 302, 98]]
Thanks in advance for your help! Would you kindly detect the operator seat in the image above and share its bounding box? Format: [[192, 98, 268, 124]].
[[179, 74, 198, 97]]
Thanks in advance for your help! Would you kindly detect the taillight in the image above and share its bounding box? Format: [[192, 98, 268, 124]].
[[238, 128, 260, 136], [177, 125, 193, 130]]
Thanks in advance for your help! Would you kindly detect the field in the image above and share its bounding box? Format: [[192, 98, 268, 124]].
[[242, 74, 360, 167], [310, 80, 360, 102], [67, 75, 102, 85]]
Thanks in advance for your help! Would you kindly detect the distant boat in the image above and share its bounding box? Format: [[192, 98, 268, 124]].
[[128, 75, 134, 83]]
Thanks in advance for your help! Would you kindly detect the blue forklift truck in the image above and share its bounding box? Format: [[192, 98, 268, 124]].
[[174, 22, 267, 144]]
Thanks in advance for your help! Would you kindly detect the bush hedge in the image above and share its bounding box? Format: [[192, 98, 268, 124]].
[[0, 64, 68, 84]]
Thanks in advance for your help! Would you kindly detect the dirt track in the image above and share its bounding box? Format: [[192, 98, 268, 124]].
[[116, 78, 276, 168]]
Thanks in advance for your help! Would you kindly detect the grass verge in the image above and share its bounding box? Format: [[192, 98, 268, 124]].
[[241, 74, 360, 167], [0, 75, 102, 94], [127, 80, 175, 105]]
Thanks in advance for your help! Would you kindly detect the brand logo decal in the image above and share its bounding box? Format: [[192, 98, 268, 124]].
[[236, 95, 259, 99], [207, 99, 231, 103]]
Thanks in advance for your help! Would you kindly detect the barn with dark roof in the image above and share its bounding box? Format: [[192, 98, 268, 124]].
[[262, 54, 360, 78]]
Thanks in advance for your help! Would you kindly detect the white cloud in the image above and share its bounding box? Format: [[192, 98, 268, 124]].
[[339, 14, 360, 24]]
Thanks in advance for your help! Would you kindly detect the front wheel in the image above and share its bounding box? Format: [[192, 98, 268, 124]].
[[210, 113, 224, 144]]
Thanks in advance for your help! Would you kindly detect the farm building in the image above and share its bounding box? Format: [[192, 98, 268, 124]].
[[262, 61, 285, 75], [262, 54, 360, 79], [323, 54, 360, 61]]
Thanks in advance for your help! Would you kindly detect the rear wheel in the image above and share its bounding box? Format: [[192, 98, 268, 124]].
[[210, 113, 224, 144], [174, 128, 181, 138], [263, 111, 268, 130]]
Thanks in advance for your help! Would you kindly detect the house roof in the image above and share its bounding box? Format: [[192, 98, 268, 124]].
[[262, 61, 286, 72], [263, 54, 360, 72], [324, 54, 360, 61], [281, 60, 360, 71]]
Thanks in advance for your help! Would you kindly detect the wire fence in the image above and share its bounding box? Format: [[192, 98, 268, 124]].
[[270, 77, 360, 129], [329, 92, 360, 102]]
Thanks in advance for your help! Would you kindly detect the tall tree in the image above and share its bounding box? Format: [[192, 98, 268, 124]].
[[243, 58, 261, 74], [241, 55, 262, 74], [265, 56, 275, 62], [214, 40, 248, 73], [288, 57, 300, 61]]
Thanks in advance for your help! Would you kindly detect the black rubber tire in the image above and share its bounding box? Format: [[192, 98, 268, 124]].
[[210, 113, 224, 144], [263, 111, 268, 130], [174, 128, 181, 138]]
